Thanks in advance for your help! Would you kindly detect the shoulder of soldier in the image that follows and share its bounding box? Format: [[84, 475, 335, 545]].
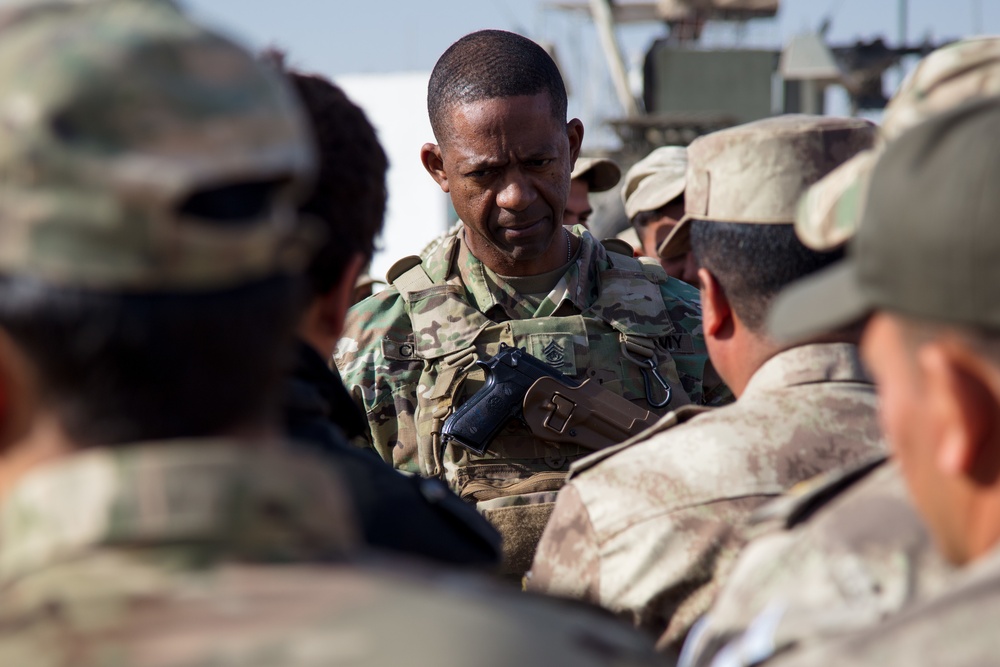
[[569, 404, 715, 479], [747, 454, 890, 532], [335, 286, 410, 368]]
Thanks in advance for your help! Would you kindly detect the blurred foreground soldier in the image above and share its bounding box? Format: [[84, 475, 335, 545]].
[[621, 146, 696, 284], [565, 156, 621, 228], [679, 36, 1000, 667], [758, 96, 1000, 667], [336, 29, 730, 575], [527, 116, 883, 657], [0, 3, 667, 666], [276, 59, 502, 567]]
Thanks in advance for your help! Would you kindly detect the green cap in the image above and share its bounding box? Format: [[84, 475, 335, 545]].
[[0, 0, 316, 292], [794, 36, 1000, 251], [770, 97, 1000, 341]]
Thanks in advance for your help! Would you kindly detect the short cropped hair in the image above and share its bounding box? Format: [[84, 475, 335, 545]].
[[266, 51, 388, 296], [427, 29, 567, 142], [690, 220, 845, 333]]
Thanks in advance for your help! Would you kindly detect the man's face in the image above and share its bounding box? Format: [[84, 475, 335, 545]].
[[564, 178, 593, 228], [638, 200, 697, 285], [861, 313, 963, 561], [425, 93, 583, 275]]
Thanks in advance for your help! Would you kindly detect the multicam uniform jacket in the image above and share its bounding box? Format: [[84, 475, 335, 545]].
[[0, 440, 666, 667], [335, 226, 729, 573], [526, 343, 885, 656], [681, 459, 955, 667]]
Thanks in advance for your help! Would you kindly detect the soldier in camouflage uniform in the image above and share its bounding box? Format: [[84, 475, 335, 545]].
[[755, 95, 1000, 667], [680, 36, 1000, 667], [335, 29, 731, 574], [0, 3, 675, 665], [526, 115, 885, 658]]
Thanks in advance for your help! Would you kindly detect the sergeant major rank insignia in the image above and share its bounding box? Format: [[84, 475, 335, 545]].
[[542, 340, 566, 368]]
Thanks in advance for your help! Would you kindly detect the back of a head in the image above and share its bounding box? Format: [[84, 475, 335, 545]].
[[0, 0, 318, 445], [427, 29, 567, 142], [682, 115, 875, 332], [270, 57, 388, 296]]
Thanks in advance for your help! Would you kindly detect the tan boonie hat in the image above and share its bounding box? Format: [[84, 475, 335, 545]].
[[621, 146, 687, 220], [570, 156, 622, 193], [770, 97, 1000, 341], [795, 35, 1000, 251], [658, 115, 876, 258], [0, 0, 316, 292]]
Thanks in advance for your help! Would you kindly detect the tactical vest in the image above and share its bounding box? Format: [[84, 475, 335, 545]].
[[389, 242, 692, 574]]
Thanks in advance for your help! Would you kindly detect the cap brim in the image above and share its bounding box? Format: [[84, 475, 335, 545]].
[[658, 216, 692, 259], [767, 259, 873, 342]]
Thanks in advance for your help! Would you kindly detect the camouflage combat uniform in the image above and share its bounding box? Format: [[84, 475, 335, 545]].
[[527, 344, 884, 654], [0, 441, 666, 667], [337, 226, 728, 572], [680, 459, 955, 667]]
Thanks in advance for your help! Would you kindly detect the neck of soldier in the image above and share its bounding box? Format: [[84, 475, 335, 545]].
[[707, 323, 781, 399], [465, 225, 574, 277], [0, 410, 281, 504]]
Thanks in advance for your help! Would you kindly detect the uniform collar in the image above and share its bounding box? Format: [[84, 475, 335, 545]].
[[742, 343, 871, 398], [437, 226, 604, 321], [0, 439, 358, 582]]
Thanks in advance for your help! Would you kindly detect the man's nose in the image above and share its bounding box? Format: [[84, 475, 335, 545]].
[[496, 170, 537, 211]]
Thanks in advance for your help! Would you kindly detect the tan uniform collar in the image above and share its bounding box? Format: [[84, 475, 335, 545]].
[[743, 343, 871, 398]]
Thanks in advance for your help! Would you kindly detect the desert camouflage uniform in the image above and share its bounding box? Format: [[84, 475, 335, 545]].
[[680, 459, 955, 667], [336, 226, 730, 572], [0, 441, 666, 667], [527, 344, 885, 656]]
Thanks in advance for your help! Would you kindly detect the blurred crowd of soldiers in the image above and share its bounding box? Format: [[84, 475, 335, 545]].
[[2, 0, 1000, 664]]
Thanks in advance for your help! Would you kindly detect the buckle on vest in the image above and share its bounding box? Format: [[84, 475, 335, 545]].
[[620, 334, 672, 408]]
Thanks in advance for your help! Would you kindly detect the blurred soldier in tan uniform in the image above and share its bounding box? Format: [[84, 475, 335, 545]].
[[757, 94, 1000, 667], [0, 3, 672, 665], [679, 36, 1000, 667], [527, 115, 884, 657], [565, 156, 621, 228], [620, 146, 697, 284]]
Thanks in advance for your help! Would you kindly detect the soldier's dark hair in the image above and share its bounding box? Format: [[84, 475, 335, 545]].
[[0, 275, 303, 446], [265, 50, 388, 295], [689, 220, 845, 333], [427, 30, 567, 143]]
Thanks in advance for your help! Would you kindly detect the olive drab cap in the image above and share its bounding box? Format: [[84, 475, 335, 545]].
[[571, 156, 622, 193], [769, 97, 1000, 342], [658, 115, 876, 258], [0, 0, 316, 291], [621, 146, 687, 221], [796, 35, 1000, 251]]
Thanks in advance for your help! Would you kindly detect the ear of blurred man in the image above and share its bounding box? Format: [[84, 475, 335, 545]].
[[299, 253, 367, 359]]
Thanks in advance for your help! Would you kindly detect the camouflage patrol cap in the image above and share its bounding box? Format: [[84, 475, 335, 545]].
[[796, 36, 1000, 251], [770, 97, 1000, 341], [621, 146, 687, 220], [571, 156, 622, 193], [658, 115, 876, 258], [0, 0, 316, 292]]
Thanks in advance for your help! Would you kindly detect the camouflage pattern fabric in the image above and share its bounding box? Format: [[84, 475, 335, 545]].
[[756, 545, 1000, 667], [336, 225, 731, 572], [526, 343, 885, 658], [795, 36, 1000, 251], [681, 460, 956, 667], [0, 440, 667, 666], [0, 0, 316, 292]]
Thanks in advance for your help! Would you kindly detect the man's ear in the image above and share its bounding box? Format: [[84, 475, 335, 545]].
[[924, 339, 1000, 482], [325, 253, 368, 340], [698, 267, 731, 338], [566, 118, 584, 166], [0, 330, 36, 453], [421, 143, 450, 193]]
